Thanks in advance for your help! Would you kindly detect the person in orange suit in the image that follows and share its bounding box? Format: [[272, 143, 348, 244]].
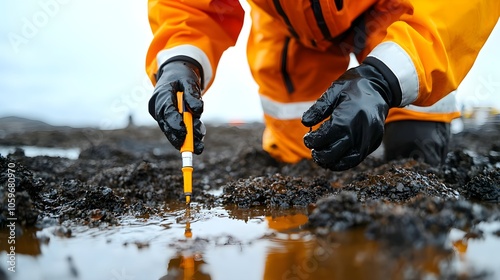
[[147, 0, 499, 170]]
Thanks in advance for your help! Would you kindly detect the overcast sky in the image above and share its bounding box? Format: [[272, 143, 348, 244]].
[[0, 1, 498, 129]]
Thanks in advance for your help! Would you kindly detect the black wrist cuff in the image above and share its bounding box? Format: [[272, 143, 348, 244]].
[[157, 55, 205, 89], [363, 56, 402, 107]]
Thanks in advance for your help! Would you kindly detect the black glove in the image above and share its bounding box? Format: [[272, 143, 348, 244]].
[[149, 57, 206, 154], [301, 59, 401, 171]]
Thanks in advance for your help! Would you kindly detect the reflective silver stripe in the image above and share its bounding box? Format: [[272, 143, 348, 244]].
[[404, 92, 458, 113], [260, 95, 314, 120], [157, 45, 213, 92], [367, 41, 419, 107]]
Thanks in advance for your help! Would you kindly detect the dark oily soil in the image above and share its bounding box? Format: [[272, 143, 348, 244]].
[[309, 192, 496, 247], [1, 117, 500, 249], [221, 174, 332, 208]]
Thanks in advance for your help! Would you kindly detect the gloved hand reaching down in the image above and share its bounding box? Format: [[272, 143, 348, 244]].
[[148, 58, 206, 155], [302, 58, 402, 171]]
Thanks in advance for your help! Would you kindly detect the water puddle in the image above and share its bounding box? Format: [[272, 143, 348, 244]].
[[1, 203, 499, 279], [0, 146, 80, 159]]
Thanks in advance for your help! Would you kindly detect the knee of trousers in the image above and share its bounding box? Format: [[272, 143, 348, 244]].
[[262, 116, 312, 163], [383, 120, 451, 166]]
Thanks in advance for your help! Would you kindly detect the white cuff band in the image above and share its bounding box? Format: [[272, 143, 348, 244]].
[[157, 45, 213, 91], [367, 41, 419, 106]]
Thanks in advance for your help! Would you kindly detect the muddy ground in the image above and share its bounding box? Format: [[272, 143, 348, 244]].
[[1, 117, 500, 279]]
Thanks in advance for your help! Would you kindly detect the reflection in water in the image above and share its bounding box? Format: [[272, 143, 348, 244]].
[[155, 205, 493, 280], [262, 227, 457, 280], [161, 206, 212, 280], [263, 214, 311, 280], [266, 214, 308, 232], [0, 227, 42, 256]]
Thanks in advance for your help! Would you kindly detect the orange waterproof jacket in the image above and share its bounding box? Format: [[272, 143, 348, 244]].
[[147, 0, 499, 108]]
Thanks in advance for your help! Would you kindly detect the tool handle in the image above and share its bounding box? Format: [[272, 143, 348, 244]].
[[177, 92, 194, 204], [176, 92, 194, 153]]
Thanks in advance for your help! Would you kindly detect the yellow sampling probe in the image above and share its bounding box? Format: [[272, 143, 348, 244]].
[[177, 91, 194, 204]]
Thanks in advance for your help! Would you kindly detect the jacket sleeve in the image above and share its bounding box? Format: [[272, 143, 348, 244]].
[[366, 0, 500, 107], [146, 0, 245, 90]]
